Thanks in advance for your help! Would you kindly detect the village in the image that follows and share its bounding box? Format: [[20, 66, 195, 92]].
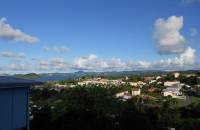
[[28, 71, 200, 130], [36, 72, 200, 106]]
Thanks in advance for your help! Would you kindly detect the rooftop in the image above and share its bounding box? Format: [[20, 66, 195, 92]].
[[0, 76, 42, 88], [132, 88, 140, 91]]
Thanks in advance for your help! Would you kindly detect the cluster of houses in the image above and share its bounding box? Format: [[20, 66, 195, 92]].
[[77, 77, 152, 87], [114, 72, 190, 100], [37, 72, 200, 100], [77, 77, 126, 86], [116, 88, 141, 101], [115, 80, 187, 101]]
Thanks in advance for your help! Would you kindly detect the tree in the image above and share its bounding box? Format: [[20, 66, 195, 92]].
[[30, 105, 52, 130]]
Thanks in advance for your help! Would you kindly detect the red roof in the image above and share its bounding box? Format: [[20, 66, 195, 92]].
[[132, 88, 140, 91]]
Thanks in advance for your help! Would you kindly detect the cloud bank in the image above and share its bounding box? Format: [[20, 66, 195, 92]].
[[0, 51, 198, 73]]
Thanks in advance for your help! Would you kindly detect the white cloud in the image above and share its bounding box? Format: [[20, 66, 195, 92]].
[[44, 46, 70, 53], [178, 46, 196, 65], [151, 47, 195, 70], [138, 61, 152, 68], [0, 17, 39, 43], [73, 55, 132, 71], [36, 57, 68, 71], [0, 51, 198, 73], [72, 52, 196, 71], [154, 16, 186, 54], [73, 54, 99, 70], [153, 16, 197, 70], [0, 51, 26, 60], [8, 63, 30, 71], [190, 28, 198, 36], [109, 58, 126, 69]]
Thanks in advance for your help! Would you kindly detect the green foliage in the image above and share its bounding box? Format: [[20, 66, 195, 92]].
[[58, 80, 78, 85], [179, 76, 197, 85], [30, 86, 200, 130], [164, 74, 175, 81], [126, 75, 143, 82]]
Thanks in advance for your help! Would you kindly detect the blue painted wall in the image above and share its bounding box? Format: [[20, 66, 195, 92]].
[[0, 87, 28, 130], [0, 89, 12, 130]]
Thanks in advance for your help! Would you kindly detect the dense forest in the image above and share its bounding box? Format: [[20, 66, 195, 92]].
[[30, 86, 200, 130]]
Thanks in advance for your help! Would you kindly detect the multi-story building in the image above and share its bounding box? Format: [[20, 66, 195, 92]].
[[163, 81, 183, 98]]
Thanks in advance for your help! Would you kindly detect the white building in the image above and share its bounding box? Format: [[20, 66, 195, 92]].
[[129, 81, 146, 87], [55, 83, 67, 88], [132, 88, 141, 96], [163, 81, 183, 98], [173, 72, 180, 78], [162, 87, 182, 98], [149, 80, 157, 84], [156, 76, 162, 80], [129, 82, 138, 86], [116, 91, 132, 101], [164, 81, 180, 88], [116, 91, 129, 98]]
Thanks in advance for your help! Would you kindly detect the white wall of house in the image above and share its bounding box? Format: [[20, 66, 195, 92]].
[[132, 89, 141, 96], [164, 81, 180, 88], [163, 89, 182, 98], [116, 91, 129, 98]]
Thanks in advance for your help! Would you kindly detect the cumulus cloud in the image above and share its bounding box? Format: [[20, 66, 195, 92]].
[[0, 51, 198, 73], [0, 17, 39, 43], [178, 46, 196, 65], [0, 51, 26, 60], [190, 28, 198, 36], [154, 47, 196, 69], [154, 16, 186, 54], [73, 55, 135, 71], [72, 52, 196, 71], [73, 54, 99, 70], [108, 58, 127, 69], [36, 57, 68, 71], [44, 46, 70, 53], [153, 15, 197, 70]]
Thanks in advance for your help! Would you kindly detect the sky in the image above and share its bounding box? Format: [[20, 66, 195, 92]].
[[0, 0, 200, 73]]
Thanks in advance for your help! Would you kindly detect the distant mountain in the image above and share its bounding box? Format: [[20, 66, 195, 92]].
[[0, 73, 9, 76], [11, 71, 164, 82], [14, 73, 40, 79], [12, 70, 200, 82]]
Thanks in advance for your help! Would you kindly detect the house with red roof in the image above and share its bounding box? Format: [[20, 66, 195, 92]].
[[132, 88, 141, 96]]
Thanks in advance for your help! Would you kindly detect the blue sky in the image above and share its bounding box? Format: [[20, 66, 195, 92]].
[[0, 0, 199, 73]]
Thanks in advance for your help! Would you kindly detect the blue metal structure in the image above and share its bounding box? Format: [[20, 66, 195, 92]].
[[0, 76, 42, 130]]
